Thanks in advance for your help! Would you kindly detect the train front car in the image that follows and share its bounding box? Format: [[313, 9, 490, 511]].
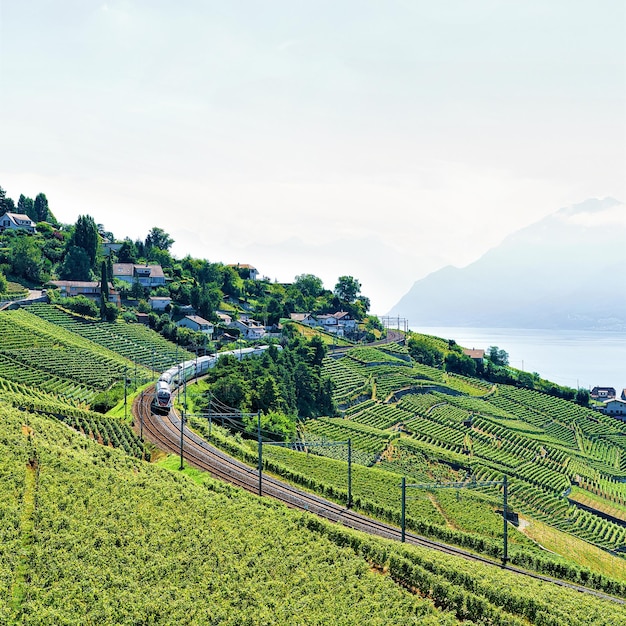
[[153, 380, 172, 414]]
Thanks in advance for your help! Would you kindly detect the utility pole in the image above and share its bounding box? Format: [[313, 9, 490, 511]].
[[179, 411, 185, 470], [401, 477, 406, 542], [124, 366, 128, 420], [257, 411, 262, 496], [347, 438, 352, 508], [207, 394, 212, 438], [502, 474, 508, 566]]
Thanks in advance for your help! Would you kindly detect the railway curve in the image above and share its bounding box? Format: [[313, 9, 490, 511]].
[[133, 387, 625, 605]]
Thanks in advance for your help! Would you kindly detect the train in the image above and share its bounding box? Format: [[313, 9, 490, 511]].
[[152, 345, 278, 414]]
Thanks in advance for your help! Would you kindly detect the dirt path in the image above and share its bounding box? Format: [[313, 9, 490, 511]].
[[427, 493, 461, 530]]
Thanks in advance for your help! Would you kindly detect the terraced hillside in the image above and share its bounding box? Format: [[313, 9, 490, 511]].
[[0, 306, 155, 459], [312, 345, 626, 558], [3, 405, 626, 625], [3, 312, 626, 622], [27, 303, 194, 372], [0, 307, 159, 403]]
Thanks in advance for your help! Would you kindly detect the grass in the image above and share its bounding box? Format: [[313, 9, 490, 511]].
[[289, 321, 353, 346], [157, 454, 209, 485], [105, 382, 155, 421], [518, 515, 626, 581]]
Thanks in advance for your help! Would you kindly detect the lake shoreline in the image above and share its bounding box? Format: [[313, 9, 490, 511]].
[[410, 326, 625, 394]]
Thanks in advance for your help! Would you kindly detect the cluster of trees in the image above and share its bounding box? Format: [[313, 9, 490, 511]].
[[406, 334, 587, 405], [0, 186, 56, 224], [1, 185, 373, 338], [407, 336, 478, 376], [198, 334, 335, 439]]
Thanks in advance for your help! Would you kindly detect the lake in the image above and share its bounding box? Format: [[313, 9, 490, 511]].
[[410, 326, 626, 393]]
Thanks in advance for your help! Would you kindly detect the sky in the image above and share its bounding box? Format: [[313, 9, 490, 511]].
[[1, 1, 624, 314]]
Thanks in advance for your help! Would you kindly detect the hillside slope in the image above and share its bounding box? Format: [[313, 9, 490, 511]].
[[3, 405, 626, 625], [1, 405, 458, 625]]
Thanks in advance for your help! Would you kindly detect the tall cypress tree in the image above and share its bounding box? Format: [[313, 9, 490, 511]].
[[100, 260, 110, 319]]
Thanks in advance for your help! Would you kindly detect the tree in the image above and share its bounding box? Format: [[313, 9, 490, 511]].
[[101, 301, 119, 322], [221, 265, 242, 298], [309, 335, 327, 367], [0, 187, 14, 216], [144, 227, 174, 251], [68, 215, 99, 269], [33, 193, 50, 222], [244, 410, 295, 441], [60, 295, 98, 317], [334, 275, 361, 303], [488, 346, 509, 367], [0, 269, 7, 294], [408, 337, 444, 367], [17, 194, 35, 220], [60, 245, 92, 281], [445, 351, 476, 376], [100, 261, 110, 319], [191, 282, 221, 320], [294, 274, 324, 299], [130, 278, 146, 300], [211, 374, 249, 409], [10, 237, 48, 282], [117, 238, 138, 263], [575, 387, 590, 407]]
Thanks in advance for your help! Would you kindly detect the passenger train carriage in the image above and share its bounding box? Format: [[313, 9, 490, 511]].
[[152, 345, 277, 414]]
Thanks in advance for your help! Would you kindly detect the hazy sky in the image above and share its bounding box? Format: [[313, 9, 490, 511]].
[[1, 1, 624, 314]]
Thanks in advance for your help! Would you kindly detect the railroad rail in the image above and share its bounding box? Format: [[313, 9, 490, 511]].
[[134, 388, 624, 604]]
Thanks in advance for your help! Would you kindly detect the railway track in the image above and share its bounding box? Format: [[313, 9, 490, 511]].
[[134, 388, 625, 604]]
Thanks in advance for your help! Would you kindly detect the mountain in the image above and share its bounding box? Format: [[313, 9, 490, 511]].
[[388, 198, 626, 330]]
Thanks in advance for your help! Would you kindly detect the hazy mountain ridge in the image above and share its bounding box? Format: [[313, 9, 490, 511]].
[[389, 198, 626, 330]]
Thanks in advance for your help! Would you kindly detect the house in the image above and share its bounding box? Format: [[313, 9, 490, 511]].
[[0, 212, 37, 233], [333, 311, 357, 329], [316, 314, 344, 336], [149, 296, 172, 312], [316, 311, 358, 335], [590, 387, 616, 401], [230, 318, 266, 340], [136, 312, 150, 326], [216, 311, 233, 326], [290, 313, 316, 326], [100, 242, 123, 257], [463, 348, 485, 363], [317, 314, 338, 328], [112, 263, 166, 288], [177, 315, 214, 336], [227, 263, 259, 280], [48, 280, 120, 305], [621, 389, 626, 402], [602, 399, 626, 420]]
